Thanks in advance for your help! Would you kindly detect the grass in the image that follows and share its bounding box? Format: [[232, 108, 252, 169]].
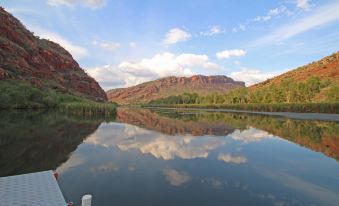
[[0, 80, 116, 115], [143, 102, 339, 114], [59, 102, 116, 116]]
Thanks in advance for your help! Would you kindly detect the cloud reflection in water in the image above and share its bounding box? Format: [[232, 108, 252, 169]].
[[84, 122, 273, 162]]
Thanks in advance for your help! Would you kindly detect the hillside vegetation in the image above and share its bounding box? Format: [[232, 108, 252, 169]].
[[149, 76, 337, 105], [0, 80, 116, 115]]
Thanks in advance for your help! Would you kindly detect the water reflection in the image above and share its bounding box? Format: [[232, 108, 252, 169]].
[[163, 169, 192, 186], [117, 108, 339, 161], [85, 123, 230, 160], [117, 108, 235, 136], [53, 108, 339, 206], [218, 153, 247, 164], [0, 111, 112, 176], [1, 108, 338, 206]]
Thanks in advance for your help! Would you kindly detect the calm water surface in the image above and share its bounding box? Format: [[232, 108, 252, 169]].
[[0, 108, 339, 206]]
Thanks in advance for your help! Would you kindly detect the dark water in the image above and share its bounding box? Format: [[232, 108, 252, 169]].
[[0, 108, 339, 206]]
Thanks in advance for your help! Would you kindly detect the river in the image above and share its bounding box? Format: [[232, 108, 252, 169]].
[[0, 108, 338, 206]]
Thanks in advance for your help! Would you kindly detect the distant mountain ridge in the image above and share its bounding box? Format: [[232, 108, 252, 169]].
[[107, 75, 245, 104], [0, 7, 107, 101]]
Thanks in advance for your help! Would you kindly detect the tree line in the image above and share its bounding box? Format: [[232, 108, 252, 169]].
[[149, 77, 339, 105]]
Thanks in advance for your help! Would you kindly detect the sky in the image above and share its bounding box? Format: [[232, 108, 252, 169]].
[[1, 0, 339, 89]]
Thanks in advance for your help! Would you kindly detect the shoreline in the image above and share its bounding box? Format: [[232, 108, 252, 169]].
[[144, 106, 339, 122]]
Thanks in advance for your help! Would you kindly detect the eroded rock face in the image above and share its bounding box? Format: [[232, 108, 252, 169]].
[[107, 75, 245, 104], [0, 7, 107, 101]]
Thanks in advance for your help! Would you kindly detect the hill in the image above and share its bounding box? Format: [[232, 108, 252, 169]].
[[0, 7, 107, 104], [251, 52, 339, 94], [251, 52, 339, 89], [144, 52, 339, 113], [107, 75, 245, 104]]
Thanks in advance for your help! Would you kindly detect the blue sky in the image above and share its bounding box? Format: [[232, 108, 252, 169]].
[[1, 0, 339, 89]]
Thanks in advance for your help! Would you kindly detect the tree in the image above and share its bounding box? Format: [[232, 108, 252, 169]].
[[326, 85, 339, 102]]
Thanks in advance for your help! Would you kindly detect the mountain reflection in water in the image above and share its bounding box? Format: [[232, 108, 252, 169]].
[[117, 108, 339, 161]]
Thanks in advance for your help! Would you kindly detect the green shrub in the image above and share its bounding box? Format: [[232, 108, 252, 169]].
[[0, 80, 117, 115], [144, 103, 339, 114]]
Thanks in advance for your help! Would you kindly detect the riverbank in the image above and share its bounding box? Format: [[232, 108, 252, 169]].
[[143, 102, 339, 114], [59, 101, 116, 116], [144, 106, 339, 122], [0, 80, 117, 115]]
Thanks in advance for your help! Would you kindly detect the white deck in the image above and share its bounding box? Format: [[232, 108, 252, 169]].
[[0, 170, 67, 206]]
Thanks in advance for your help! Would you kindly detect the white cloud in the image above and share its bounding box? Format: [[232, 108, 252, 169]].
[[218, 153, 247, 164], [86, 65, 126, 89], [296, 0, 311, 11], [163, 169, 192, 186], [202, 178, 223, 188], [253, 6, 287, 22], [229, 69, 277, 86], [6, 7, 43, 16], [232, 24, 246, 32], [232, 5, 293, 33], [57, 154, 85, 174], [89, 162, 120, 173], [175, 53, 221, 70], [87, 52, 222, 89], [254, 1, 339, 45], [129, 42, 137, 48], [209, 25, 221, 35], [85, 123, 226, 160], [33, 28, 88, 59], [229, 127, 273, 143], [47, 0, 76, 6], [47, 0, 106, 8], [163, 28, 191, 45], [83, 0, 106, 8], [201, 25, 225, 36], [216, 49, 247, 59], [117, 134, 221, 160], [83, 121, 272, 165], [92, 40, 120, 51]]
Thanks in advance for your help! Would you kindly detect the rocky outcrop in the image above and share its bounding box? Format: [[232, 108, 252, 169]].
[[107, 75, 245, 104], [0, 7, 107, 101]]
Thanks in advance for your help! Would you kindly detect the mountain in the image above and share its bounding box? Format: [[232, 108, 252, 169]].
[[0, 7, 107, 102], [107, 75, 245, 104], [251, 52, 339, 90]]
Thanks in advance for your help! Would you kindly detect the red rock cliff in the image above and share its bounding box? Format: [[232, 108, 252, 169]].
[[0, 7, 107, 101], [107, 75, 245, 104]]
